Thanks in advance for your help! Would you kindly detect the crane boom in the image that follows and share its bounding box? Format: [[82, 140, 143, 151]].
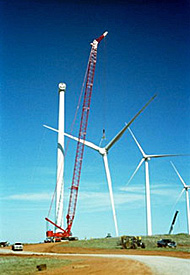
[[168, 210, 179, 234], [66, 32, 108, 234], [45, 217, 66, 233]]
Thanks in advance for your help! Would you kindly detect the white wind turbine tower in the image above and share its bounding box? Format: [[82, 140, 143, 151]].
[[44, 95, 156, 237], [171, 161, 190, 235], [127, 127, 182, 236]]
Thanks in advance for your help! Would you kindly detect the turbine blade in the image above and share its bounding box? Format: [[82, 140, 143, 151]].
[[126, 158, 144, 186], [64, 133, 100, 152], [105, 94, 157, 152], [171, 161, 187, 188], [43, 124, 100, 151], [103, 153, 119, 237], [43, 124, 59, 132], [128, 128, 145, 156], [148, 154, 186, 159], [172, 188, 185, 210]]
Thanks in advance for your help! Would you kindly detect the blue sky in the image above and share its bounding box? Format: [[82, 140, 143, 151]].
[[1, 0, 190, 243]]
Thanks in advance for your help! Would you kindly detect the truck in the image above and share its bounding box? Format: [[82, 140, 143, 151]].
[[12, 242, 23, 251], [157, 239, 177, 248]]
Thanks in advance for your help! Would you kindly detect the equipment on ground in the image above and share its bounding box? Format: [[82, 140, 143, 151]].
[[157, 239, 177, 248], [0, 241, 9, 247], [12, 242, 23, 251], [44, 238, 52, 243], [168, 210, 179, 234], [36, 264, 47, 271], [121, 235, 145, 249], [45, 31, 108, 241]]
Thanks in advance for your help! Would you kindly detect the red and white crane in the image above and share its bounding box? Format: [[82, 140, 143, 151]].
[[45, 31, 108, 239]]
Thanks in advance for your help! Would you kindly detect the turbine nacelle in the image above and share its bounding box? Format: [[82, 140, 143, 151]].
[[144, 155, 150, 161], [99, 147, 107, 156]]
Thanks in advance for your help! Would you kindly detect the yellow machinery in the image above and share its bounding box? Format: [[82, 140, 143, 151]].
[[121, 236, 145, 249]]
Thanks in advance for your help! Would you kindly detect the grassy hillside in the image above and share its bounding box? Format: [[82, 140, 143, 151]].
[[62, 237, 120, 249], [141, 233, 190, 252], [61, 234, 190, 252]]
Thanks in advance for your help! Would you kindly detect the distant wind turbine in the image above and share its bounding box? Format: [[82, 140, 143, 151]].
[[44, 95, 156, 237], [171, 161, 190, 235], [126, 127, 183, 236]]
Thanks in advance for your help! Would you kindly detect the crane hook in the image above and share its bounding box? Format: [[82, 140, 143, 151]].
[[102, 129, 106, 139]]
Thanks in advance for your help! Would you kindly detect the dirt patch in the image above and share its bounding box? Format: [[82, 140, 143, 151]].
[[39, 258, 152, 275]]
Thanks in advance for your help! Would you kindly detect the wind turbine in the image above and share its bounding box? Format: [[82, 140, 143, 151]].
[[171, 161, 190, 235], [44, 95, 156, 237], [126, 127, 182, 236]]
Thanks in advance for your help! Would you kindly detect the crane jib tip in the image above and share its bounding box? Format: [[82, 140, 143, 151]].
[[95, 31, 108, 43], [103, 31, 108, 37]]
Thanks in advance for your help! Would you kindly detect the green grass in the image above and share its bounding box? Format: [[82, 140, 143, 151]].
[[60, 233, 190, 252], [0, 257, 73, 275]]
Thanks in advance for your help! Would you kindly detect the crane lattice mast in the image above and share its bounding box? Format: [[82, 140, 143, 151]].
[[66, 31, 108, 234]]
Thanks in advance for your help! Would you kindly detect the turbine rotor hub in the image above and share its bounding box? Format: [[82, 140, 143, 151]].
[[99, 147, 106, 156]]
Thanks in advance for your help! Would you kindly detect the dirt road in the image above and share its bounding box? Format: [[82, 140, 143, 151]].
[[23, 242, 190, 258], [1, 242, 190, 274]]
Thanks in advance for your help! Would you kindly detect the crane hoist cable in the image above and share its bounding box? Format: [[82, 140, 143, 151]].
[[102, 37, 108, 139], [64, 53, 92, 157], [98, 39, 107, 147]]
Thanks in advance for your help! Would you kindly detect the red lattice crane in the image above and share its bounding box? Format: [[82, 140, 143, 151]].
[[45, 31, 108, 239]]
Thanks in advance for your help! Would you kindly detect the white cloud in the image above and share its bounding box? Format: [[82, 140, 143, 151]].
[[4, 193, 52, 201], [120, 185, 144, 193], [3, 182, 182, 214], [120, 183, 180, 197], [3, 189, 144, 212], [77, 191, 144, 213]]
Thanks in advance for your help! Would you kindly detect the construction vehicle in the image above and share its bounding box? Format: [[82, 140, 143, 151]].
[[121, 236, 146, 249], [45, 31, 108, 241]]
